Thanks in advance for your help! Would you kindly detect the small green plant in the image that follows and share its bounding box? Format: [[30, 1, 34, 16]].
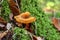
[[13, 27, 31, 40]]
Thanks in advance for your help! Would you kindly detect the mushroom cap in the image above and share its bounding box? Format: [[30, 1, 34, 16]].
[[14, 12, 36, 24]]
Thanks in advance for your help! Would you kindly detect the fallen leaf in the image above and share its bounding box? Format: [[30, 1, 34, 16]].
[[52, 18, 60, 31]]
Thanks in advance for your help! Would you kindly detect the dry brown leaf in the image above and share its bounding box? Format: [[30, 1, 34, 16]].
[[52, 18, 60, 31]]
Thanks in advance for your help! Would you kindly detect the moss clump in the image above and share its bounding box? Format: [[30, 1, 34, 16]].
[[13, 27, 31, 40], [21, 0, 60, 40]]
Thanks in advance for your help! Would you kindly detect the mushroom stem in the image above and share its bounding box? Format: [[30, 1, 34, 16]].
[[25, 24, 33, 33]]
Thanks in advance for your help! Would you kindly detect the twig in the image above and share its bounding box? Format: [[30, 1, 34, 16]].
[[0, 30, 8, 39]]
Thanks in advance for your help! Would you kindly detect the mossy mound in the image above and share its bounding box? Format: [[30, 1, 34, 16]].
[[21, 0, 60, 40]]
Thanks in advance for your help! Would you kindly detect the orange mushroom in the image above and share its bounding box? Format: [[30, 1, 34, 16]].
[[14, 12, 36, 24], [14, 12, 36, 32]]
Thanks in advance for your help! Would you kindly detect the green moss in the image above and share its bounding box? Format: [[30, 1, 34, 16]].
[[55, 12, 60, 18], [13, 27, 31, 40], [21, 0, 60, 40], [1, 0, 11, 22]]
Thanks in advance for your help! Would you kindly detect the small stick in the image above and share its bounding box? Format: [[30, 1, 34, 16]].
[[0, 30, 8, 39]]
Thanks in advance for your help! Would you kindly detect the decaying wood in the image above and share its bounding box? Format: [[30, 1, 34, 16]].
[[8, 0, 22, 27], [8, 0, 20, 16], [17, 0, 21, 6], [52, 18, 60, 31]]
